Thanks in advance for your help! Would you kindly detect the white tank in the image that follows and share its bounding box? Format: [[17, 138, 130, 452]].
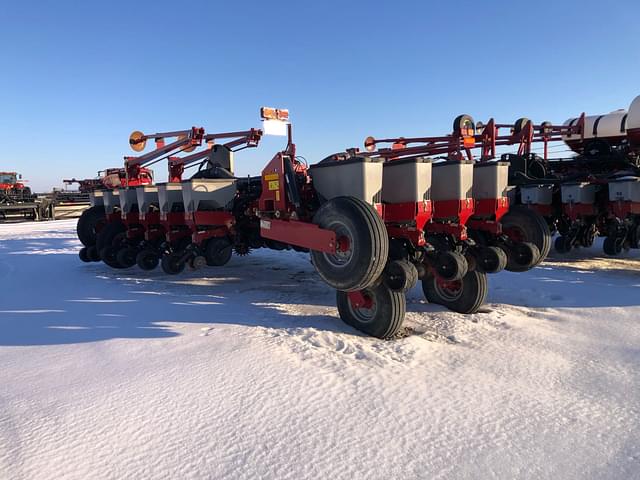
[[626, 95, 640, 148], [562, 94, 640, 153], [563, 109, 628, 153]]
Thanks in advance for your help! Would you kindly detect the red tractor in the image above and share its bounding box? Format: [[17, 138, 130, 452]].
[[0, 171, 32, 198], [0, 171, 39, 220]]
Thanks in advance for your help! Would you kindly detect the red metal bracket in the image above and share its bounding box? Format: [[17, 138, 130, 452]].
[[260, 218, 337, 253]]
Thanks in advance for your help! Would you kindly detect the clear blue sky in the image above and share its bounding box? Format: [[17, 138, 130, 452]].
[[1, 0, 639, 191]]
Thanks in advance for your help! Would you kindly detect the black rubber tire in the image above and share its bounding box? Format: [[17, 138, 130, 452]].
[[501, 205, 551, 264], [311, 196, 388, 292], [384, 259, 418, 292], [79, 247, 90, 263], [96, 221, 126, 255], [161, 253, 186, 275], [136, 249, 160, 271], [116, 247, 137, 268], [513, 117, 530, 134], [336, 283, 406, 339], [422, 270, 488, 314], [476, 246, 507, 274], [87, 245, 101, 262], [631, 224, 640, 249], [452, 114, 474, 134], [205, 238, 233, 266], [77, 206, 106, 247], [603, 236, 623, 256], [434, 251, 468, 281], [505, 241, 540, 272], [100, 246, 126, 269], [554, 235, 572, 254]]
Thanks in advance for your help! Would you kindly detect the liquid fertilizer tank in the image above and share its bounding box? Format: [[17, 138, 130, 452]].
[[563, 94, 640, 154]]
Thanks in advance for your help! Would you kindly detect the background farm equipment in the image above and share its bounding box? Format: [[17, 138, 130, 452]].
[[505, 94, 640, 256], [0, 171, 41, 221]]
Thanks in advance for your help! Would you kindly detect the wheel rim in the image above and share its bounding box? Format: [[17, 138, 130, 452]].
[[322, 221, 354, 268], [434, 277, 463, 301], [515, 243, 535, 265], [347, 291, 377, 324], [481, 249, 500, 271], [143, 254, 157, 269]]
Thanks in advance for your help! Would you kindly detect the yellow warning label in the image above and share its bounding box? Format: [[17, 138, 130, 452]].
[[268, 180, 280, 191], [264, 173, 279, 181]]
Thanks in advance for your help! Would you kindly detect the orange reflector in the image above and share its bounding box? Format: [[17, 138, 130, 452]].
[[261, 107, 277, 120], [261, 107, 289, 121], [463, 136, 475, 148], [276, 109, 289, 121]]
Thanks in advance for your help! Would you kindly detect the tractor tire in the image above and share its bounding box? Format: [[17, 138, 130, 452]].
[[116, 247, 137, 268], [554, 235, 572, 254], [336, 283, 406, 339], [311, 196, 388, 292], [505, 241, 540, 272], [476, 246, 507, 274], [136, 249, 160, 271], [434, 251, 468, 281], [161, 253, 186, 275], [383, 259, 418, 292], [77, 206, 106, 247], [422, 270, 488, 314], [79, 247, 91, 263], [501, 205, 551, 264], [205, 238, 233, 266], [603, 236, 623, 256]]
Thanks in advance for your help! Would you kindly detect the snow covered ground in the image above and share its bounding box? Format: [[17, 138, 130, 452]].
[[1, 219, 639, 480]]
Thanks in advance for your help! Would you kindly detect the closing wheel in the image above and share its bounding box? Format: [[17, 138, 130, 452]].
[[311, 196, 389, 292], [476, 246, 507, 274], [434, 251, 468, 281], [501, 205, 551, 264], [161, 253, 186, 275], [336, 283, 406, 339], [506, 241, 540, 272], [422, 270, 488, 314], [205, 238, 233, 266], [77, 206, 106, 247], [96, 221, 126, 255], [79, 247, 91, 263], [116, 247, 137, 268], [603, 236, 623, 256], [87, 245, 101, 262], [554, 235, 572, 254], [100, 246, 126, 269], [384, 259, 418, 292], [136, 249, 160, 271]]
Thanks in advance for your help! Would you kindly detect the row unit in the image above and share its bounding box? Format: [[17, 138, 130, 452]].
[[520, 177, 640, 206], [89, 158, 512, 215]]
